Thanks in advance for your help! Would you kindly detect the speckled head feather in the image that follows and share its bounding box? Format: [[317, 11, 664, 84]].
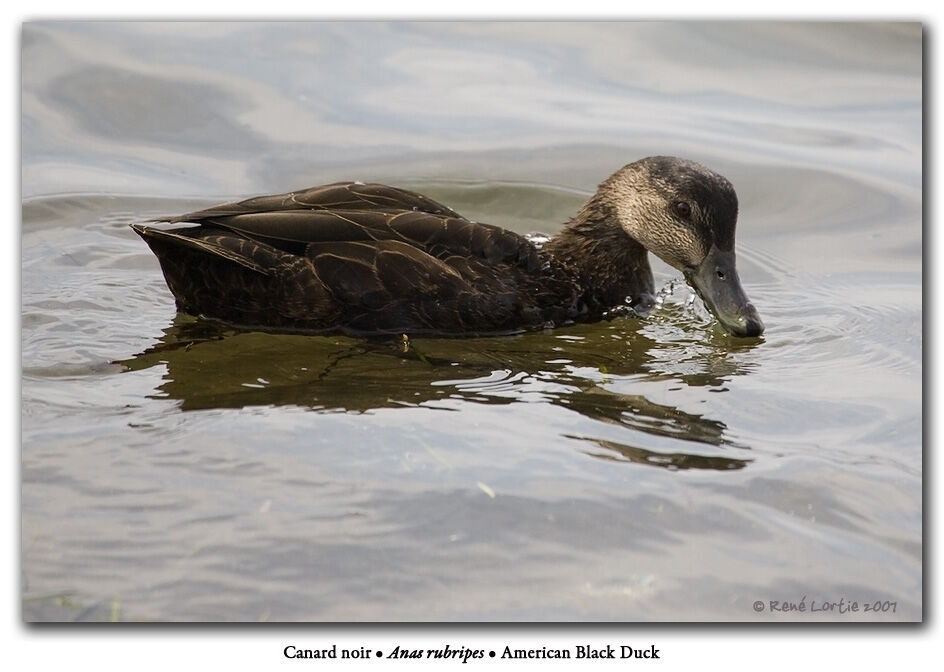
[[602, 156, 739, 271]]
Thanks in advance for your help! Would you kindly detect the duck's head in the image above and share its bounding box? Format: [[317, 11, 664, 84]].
[[605, 156, 764, 338]]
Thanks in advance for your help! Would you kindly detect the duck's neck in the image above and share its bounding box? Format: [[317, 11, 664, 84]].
[[544, 198, 655, 312]]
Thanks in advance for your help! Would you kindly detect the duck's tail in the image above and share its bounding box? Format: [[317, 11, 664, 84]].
[[131, 222, 336, 328], [130, 223, 273, 276]]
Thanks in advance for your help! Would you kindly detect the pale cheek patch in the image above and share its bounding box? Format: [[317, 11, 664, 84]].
[[617, 202, 705, 269], [651, 223, 706, 269]]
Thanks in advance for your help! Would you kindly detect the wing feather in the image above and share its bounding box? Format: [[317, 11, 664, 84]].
[[153, 182, 464, 224]]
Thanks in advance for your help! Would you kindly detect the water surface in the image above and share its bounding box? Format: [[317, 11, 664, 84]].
[[21, 21, 921, 621]]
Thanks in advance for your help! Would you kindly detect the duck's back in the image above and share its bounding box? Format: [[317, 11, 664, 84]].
[[133, 182, 580, 335]]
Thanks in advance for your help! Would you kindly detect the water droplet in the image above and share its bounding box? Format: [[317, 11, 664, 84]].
[[524, 231, 551, 248]]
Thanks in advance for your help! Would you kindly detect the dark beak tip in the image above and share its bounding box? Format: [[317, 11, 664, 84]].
[[735, 301, 764, 337], [731, 316, 764, 338], [744, 319, 765, 338], [716, 309, 764, 338]]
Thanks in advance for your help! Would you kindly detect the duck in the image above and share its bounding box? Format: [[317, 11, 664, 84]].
[[131, 156, 764, 338]]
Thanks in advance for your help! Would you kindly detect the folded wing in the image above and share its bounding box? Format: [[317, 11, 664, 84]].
[[134, 183, 576, 334]]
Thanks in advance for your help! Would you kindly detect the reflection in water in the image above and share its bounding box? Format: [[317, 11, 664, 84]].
[[119, 313, 759, 471], [575, 436, 750, 471], [561, 387, 733, 448]]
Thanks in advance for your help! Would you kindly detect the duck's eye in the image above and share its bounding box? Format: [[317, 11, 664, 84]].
[[672, 201, 692, 220]]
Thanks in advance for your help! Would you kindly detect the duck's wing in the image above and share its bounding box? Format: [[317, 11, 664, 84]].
[[155, 182, 465, 224], [132, 214, 564, 334], [136, 187, 563, 333], [304, 238, 550, 334], [152, 208, 544, 273]]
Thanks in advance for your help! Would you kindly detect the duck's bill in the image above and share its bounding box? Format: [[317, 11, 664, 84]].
[[684, 246, 764, 338]]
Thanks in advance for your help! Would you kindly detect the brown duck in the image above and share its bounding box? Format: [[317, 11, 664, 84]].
[[132, 156, 764, 338]]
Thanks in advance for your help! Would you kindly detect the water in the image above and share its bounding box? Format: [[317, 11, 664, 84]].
[[21, 21, 921, 622]]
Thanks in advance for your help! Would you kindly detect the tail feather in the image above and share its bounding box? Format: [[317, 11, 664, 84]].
[[130, 223, 272, 276]]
